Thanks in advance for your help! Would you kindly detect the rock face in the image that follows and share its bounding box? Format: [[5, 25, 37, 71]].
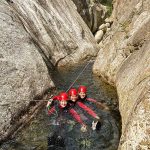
[[93, 0, 150, 149], [95, 21, 112, 44], [116, 42, 150, 150], [72, 0, 108, 33], [94, 30, 104, 43], [7, 0, 99, 68], [0, 0, 99, 142], [0, 0, 54, 142]]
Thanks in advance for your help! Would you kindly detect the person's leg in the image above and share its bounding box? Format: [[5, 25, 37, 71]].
[[55, 135, 65, 147], [54, 118, 66, 148], [92, 119, 102, 131], [47, 132, 58, 148]]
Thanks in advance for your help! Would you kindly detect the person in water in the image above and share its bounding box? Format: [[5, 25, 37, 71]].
[[78, 85, 100, 104], [69, 88, 100, 119], [78, 85, 109, 110], [47, 92, 87, 132], [47, 92, 87, 149], [68, 88, 101, 130], [78, 85, 111, 130]]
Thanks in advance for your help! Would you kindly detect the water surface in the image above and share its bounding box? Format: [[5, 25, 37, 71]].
[[1, 62, 121, 150]]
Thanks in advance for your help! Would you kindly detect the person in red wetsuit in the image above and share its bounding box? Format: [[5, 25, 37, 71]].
[[47, 92, 87, 132], [68, 88, 102, 130], [78, 85, 109, 111], [68, 88, 100, 120], [78, 85, 97, 103]]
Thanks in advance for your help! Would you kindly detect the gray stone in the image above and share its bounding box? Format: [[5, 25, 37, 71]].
[[105, 18, 113, 24], [0, 0, 54, 141], [98, 41, 103, 48], [105, 23, 110, 28], [0, 0, 99, 142], [93, 0, 150, 149], [7, 0, 99, 68], [90, 4, 108, 33], [106, 28, 111, 32], [94, 30, 104, 43], [99, 24, 106, 30], [116, 42, 150, 150]]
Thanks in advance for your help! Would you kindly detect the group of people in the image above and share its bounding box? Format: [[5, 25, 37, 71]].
[[46, 85, 107, 132], [46, 85, 109, 149]]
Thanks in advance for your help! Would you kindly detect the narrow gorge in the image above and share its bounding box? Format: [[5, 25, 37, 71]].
[[0, 0, 149, 149]]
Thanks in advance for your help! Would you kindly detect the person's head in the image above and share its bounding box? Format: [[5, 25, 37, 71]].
[[69, 89, 78, 102], [59, 92, 68, 108], [78, 86, 87, 99]]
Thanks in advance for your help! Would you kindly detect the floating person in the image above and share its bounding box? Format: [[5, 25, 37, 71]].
[[47, 92, 87, 132], [78, 85, 96, 103], [68, 88, 101, 130], [78, 85, 109, 111], [69, 88, 100, 119], [47, 92, 88, 149]]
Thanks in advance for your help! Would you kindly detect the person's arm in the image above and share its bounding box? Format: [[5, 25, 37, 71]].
[[69, 108, 87, 132], [47, 100, 53, 109], [86, 98, 97, 103], [69, 108, 85, 125], [46, 95, 59, 109], [47, 106, 56, 116], [87, 98, 109, 110], [77, 102, 100, 119]]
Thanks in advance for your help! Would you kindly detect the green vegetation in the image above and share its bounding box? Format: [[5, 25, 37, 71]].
[[99, 0, 112, 5], [99, 0, 113, 16], [106, 5, 113, 16], [80, 139, 91, 149]]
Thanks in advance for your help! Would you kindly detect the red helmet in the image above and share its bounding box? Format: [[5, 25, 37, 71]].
[[52, 95, 61, 101], [78, 86, 87, 93], [69, 89, 77, 96], [59, 92, 69, 101]]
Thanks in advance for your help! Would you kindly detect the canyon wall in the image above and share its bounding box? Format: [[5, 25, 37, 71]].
[[93, 0, 150, 149]]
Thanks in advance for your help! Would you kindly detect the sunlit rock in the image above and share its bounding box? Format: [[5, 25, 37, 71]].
[[105, 23, 110, 28], [93, 0, 150, 149], [7, 0, 99, 68], [0, 0, 54, 142], [94, 30, 104, 43], [99, 23, 107, 30]]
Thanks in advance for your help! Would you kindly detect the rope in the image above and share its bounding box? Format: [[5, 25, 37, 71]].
[[65, 60, 93, 92], [22, 60, 94, 102]]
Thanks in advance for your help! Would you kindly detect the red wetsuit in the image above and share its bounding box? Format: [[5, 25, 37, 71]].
[[47, 98, 85, 126], [86, 98, 97, 103], [77, 101, 98, 119], [76, 96, 99, 119]]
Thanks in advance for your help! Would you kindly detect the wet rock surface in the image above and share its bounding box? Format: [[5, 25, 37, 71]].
[[116, 42, 150, 149]]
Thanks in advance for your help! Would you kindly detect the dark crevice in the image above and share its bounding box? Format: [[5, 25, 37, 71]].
[[5, 0, 13, 3]]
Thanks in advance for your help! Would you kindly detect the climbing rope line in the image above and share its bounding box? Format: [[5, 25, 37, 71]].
[[23, 60, 94, 102], [46, 60, 94, 125], [65, 60, 94, 93], [19, 60, 94, 102], [47, 60, 93, 121]]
